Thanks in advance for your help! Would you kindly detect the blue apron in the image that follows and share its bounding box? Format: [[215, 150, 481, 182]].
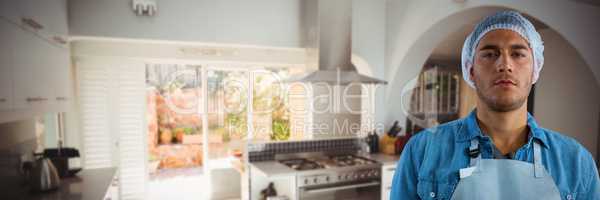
[[450, 139, 562, 200]]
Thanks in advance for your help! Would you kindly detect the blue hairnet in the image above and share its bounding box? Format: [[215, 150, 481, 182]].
[[461, 11, 544, 88]]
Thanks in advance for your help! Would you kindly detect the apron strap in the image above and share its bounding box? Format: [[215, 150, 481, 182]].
[[469, 139, 481, 167], [533, 141, 545, 178]]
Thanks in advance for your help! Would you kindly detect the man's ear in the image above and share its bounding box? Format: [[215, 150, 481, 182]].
[[530, 67, 536, 83], [469, 64, 475, 81]]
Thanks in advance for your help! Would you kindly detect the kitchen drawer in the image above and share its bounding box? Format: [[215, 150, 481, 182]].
[[381, 177, 393, 199], [381, 164, 396, 200], [382, 164, 396, 186], [0, 19, 15, 111], [382, 185, 391, 200], [104, 174, 120, 200]]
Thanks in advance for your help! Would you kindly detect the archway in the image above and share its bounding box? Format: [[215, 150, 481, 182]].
[[385, 5, 600, 160]]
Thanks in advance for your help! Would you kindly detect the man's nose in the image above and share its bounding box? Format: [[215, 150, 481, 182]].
[[496, 53, 513, 73]]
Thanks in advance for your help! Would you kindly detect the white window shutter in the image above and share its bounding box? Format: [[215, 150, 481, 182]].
[[116, 62, 148, 200], [77, 60, 114, 169], [77, 59, 148, 200]]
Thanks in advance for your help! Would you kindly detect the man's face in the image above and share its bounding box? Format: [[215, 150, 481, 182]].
[[471, 29, 534, 112]]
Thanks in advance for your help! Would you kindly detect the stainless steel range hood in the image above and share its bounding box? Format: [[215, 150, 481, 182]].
[[290, 0, 387, 85]]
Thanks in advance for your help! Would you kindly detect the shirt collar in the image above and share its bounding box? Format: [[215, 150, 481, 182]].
[[456, 109, 549, 149]]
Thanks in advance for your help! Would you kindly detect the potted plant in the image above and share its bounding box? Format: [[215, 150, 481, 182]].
[[173, 127, 185, 143], [148, 154, 160, 174], [159, 128, 173, 145], [271, 97, 290, 141], [182, 127, 202, 144], [271, 119, 290, 141]]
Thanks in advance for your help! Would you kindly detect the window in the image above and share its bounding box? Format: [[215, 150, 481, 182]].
[[145, 64, 304, 164], [206, 69, 248, 159], [252, 68, 291, 141], [146, 64, 204, 170]]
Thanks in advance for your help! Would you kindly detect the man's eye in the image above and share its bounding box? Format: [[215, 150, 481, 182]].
[[511, 52, 526, 58], [481, 52, 497, 58]]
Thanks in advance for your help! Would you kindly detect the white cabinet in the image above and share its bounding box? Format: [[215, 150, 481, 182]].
[[18, 0, 69, 36], [51, 46, 72, 109], [104, 174, 120, 200], [381, 164, 396, 200], [0, 0, 69, 37], [249, 165, 297, 200], [12, 27, 54, 110], [0, 0, 71, 122], [0, 20, 14, 111], [0, 0, 21, 24]]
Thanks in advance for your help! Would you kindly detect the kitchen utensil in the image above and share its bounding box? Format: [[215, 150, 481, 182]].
[[29, 152, 60, 192], [388, 121, 401, 137], [395, 131, 411, 155], [43, 148, 81, 177], [367, 131, 379, 153]]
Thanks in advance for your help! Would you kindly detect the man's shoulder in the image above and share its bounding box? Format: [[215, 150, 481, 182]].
[[415, 118, 464, 136], [408, 118, 465, 146], [537, 128, 596, 168], [537, 127, 598, 192], [538, 127, 589, 155]]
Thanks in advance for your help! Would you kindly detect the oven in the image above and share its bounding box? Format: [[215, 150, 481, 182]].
[[299, 180, 381, 200], [276, 154, 382, 200]]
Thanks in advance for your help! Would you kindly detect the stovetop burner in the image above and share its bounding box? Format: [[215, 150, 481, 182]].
[[278, 155, 379, 171], [327, 155, 378, 167], [276, 154, 382, 188], [279, 158, 325, 171]]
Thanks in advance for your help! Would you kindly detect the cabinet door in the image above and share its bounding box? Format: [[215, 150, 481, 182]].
[[381, 164, 396, 200], [18, 0, 68, 36], [12, 27, 53, 110], [382, 164, 396, 184], [103, 175, 120, 200], [0, 0, 21, 25], [0, 20, 15, 111], [51, 46, 71, 108]]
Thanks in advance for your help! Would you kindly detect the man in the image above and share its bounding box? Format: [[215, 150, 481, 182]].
[[390, 11, 600, 200]]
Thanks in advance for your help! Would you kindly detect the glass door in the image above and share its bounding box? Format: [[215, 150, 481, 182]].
[[145, 64, 204, 173], [205, 68, 249, 161]]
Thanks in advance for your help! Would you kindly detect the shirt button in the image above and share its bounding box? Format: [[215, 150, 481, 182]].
[[566, 194, 573, 200], [430, 192, 436, 198]]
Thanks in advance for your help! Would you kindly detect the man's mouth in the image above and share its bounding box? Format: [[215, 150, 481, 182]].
[[494, 79, 516, 87]]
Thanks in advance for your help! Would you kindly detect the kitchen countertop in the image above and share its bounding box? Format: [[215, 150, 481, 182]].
[[365, 153, 400, 166], [250, 161, 297, 178], [8, 167, 117, 200]]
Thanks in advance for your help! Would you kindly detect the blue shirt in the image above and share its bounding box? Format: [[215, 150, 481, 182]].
[[390, 111, 600, 200]]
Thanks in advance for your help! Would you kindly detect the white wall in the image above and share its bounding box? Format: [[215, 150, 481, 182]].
[[352, 0, 387, 132], [534, 29, 600, 160], [68, 0, 303, 47]]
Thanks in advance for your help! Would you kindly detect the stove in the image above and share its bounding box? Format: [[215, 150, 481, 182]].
[[325, 154, 379, 167], [279, 158, 325, 171], [277, 154, 381, 200], [277, 154, 381, 197]]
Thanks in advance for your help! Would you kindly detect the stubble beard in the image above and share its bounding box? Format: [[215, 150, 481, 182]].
[[474, 78, 531, 113]]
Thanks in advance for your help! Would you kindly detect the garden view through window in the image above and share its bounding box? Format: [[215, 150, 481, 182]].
[[145, 64, 303, 171]]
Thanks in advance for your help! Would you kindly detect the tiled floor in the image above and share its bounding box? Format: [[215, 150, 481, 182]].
[[147, 165, 242, 200], [148, 167, 207, 200]]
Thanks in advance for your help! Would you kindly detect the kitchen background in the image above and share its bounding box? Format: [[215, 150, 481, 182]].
[[0, 0, 599, 200]]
